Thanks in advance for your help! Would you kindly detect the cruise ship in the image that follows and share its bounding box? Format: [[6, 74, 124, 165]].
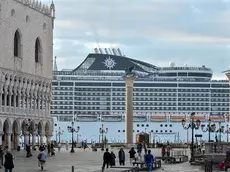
[[51, 48, 230, 144]]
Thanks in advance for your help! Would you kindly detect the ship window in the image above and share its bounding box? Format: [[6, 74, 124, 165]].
[[165, 124, 168, 127], [141, 124, 144, 127], [160, 130, 163, 132], [137, 130, 139, 132], [156, 130, 158, 133], [77, 57, 96, 70], [169, 124, 172, 127], [146, 124, 149, 127], [137, 124, 139, 127], [170, 130, 172, 132], [123, 130, 125, 132], [165, 130, 167, 132], [151, 130, 153, 132], [160, 124, 163, 127]]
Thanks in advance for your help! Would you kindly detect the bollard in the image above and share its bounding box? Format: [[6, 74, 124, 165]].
[[72, 166, 74, 172]]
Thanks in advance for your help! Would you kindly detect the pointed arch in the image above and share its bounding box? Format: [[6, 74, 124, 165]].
[[35, 37, 42, 63], [14, 29, 22, 57]]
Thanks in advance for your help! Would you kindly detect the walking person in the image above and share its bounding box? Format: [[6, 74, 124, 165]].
[[37, 148, 47, 170], [26, 144, 32, 157], [110, 151, 116, 167], [0, 146, 4, 168], [161, 146, 166, 160], [137, 143, 142, 160], [128, 147, 136, 166], [102, 148, 111, 171], [118, 148, 125, 166], [144, 150, 154, 172], [4, 147, 14, 172], [166, 144, 171, 157]]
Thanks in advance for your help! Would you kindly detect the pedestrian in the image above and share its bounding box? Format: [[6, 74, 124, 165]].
[[144, 150, 154, 172], [37, 148, 46, 170], [58, 142, 61, 152], [26, 144, 32, 157], [102, 148, 111, 171], [0, 146, 4, 168], [39, 144, 46, 152], [47, 143, 51, 156], [128, 147, 136, 166], [166, 144, 171, 157], [50, 143, 55, 156], [162, 146, 166, 158], [4, 147, 14, 172], [137, 143, 142, 158], [118, 148, 125, 166], [110, 151, 116, 167]]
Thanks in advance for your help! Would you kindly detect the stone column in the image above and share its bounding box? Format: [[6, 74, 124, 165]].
[[46, 134, 52, 144], [16, 133, 20, 147], [40, 134, 45, 145], [24, 131, 29, 147], [122, 71, 137, 145], [32, 132, 37, 146], [0, 131, 4, 145], [6, 133, 12, 150]]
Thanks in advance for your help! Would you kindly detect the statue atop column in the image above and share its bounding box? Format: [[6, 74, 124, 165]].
[[124, 66, 136, 77]]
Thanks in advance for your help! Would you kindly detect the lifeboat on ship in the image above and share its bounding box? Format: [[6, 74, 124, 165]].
[[170, 114, 186, 122], [133, 113, 147, 122], [209, 115, 225, 122], [150, 113, 167, 122], [190, 115, 206, 122], [102, 114, 122, 122], [77, 114, 98, 122]]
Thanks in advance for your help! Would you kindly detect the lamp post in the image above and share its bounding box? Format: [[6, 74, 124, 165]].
[[181, 112, 201, 163], [67, 122, 80, 153], [200, 118, 215, 142], [99, 124, 108, 151]]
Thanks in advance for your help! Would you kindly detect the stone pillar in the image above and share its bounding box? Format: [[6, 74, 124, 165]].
[[6, 133, 12, 150], [0, 131, 4, 145], [16, 133, 20, 147], [46, 135, 52, 144], [32, 132, 37, 146], [122, 71, 137, 145], [24, 132, 29, 147], [40, 134, 45, 145]]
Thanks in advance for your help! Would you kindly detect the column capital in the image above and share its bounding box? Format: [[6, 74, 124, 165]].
[[5, 132, 12, 136], [0, 131, 4, 135]]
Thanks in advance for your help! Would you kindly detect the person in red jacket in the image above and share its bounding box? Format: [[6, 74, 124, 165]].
[[162, 146, 166, 158]]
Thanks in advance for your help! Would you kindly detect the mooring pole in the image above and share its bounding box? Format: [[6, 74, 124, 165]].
[[72, 166, 74, 172]]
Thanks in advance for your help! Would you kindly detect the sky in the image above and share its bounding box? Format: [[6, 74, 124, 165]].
[[43, 0, 230, 79]]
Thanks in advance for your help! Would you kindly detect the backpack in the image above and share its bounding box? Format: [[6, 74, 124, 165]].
[[37, 153, 41, 160]]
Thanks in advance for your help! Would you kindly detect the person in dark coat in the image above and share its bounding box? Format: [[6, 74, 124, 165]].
[[102, 148, 111, 170], [128, 147, 136, 166], [4, 148, 14, 172], [118, 148, 125, 166], [26, 144, 32, 157], [110, 151, 116, 167], [0, 146, 4, 168], [39, 144, 46, 152]]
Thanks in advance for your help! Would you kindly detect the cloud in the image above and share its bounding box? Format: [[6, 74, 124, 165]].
[[41, 0, 230, 78]]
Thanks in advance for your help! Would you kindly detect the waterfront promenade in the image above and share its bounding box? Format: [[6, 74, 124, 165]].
[[9, 148, 209, 172]]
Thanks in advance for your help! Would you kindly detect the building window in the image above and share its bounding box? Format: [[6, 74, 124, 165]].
[[35, 38, 41, 63], [14, 29, 21, 57]]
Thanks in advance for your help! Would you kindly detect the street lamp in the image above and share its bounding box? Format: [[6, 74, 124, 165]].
[[56, 127, 64, 143], [67, 122, 80, 153], [99, 124, 108, 151], [181, 112, 201, 163], [201, 118, 215, 142]]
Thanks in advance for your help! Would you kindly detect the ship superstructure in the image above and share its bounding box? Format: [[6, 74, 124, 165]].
[[51, 48, 229, 143]]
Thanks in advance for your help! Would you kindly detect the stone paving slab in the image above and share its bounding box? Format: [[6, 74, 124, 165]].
[[6, 148, 219, 172]]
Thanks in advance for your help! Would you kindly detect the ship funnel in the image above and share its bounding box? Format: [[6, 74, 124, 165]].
[[108, 48, 113, 54], [99, 48, 103, 54], [112, 48, 117, 56], [104, 48, 109, 54], [94, 48, 99, 54], [117, 48, 122, 56]]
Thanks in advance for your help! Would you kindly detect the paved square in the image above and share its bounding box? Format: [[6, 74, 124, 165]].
[[8, 148, 213, 172]]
